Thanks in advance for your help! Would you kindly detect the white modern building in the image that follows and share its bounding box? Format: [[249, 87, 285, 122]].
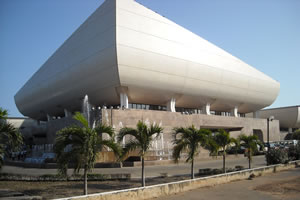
[[15, 0, 280, 121], [258, 105, 300, 132]]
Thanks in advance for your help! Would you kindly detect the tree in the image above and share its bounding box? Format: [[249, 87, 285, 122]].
[[117, 121, 163, 187], [0, 108, 8, 119], [292, 129, 300, 140], [239, 134, 262, 169], [205, 133, 219, 158], [0, 107, 23, 169], [213, 129, 236, 173], [172, 126, 210, 179], [54, 112, 121, 195]]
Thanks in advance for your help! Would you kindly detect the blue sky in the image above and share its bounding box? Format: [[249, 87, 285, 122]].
[[0, 0, 299, 117]]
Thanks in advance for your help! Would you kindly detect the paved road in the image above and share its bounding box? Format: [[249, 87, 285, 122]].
[[151, 167, 300, 200], [2, 155, 266, 178]]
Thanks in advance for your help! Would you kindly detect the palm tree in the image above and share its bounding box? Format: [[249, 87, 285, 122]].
[[172, 126, 210, 179], [205, 133, 219, 158], [0, 107, 23, 168], [214, 129, 236, 173], [239, 134, 262, 169], [117, 121, 163, 187], [0, 107, 8, 119], [54, 112, 121, 195]]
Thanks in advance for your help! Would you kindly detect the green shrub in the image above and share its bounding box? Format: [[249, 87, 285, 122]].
[[198, 168, 212, 175], [265, 148, 289, 165], [212, 168, 223, 174], [235, 165, 245, 171], [288, 143, 300, 161], [292, 130, 300, 140]]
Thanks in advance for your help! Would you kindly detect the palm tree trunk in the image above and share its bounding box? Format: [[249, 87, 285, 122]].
[[248, 157, 251, 169], [248, 148, 252, 169], [248, 149, 251, 169], [84, 167, 88, 195], [142, 156, 145, 187], [223, 151, 226, 173], [191, 159, 195, 179]]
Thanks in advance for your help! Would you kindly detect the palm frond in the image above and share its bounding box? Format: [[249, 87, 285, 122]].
[[137, 121, 147, 134], [100, 139, 122, 161], [73, 112, 89, 128], [0, 107, 8, 120], [118, 127, 139, 142], [172, 140, 188, 163], [205, 137, 219, 157], [0, 121, 23, 154], [122, 140, 140, 158], [239, 134, 262, 159], [172, 126, 209, 163], [149, 124, 163, 138], [95, 124, 114, 138]]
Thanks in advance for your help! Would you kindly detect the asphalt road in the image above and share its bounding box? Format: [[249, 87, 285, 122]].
[[2, 155, 266, 178]]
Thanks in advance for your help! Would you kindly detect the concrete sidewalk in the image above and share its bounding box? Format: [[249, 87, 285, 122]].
[[151, 167, 300, 200], [1, 155, 266, 178]]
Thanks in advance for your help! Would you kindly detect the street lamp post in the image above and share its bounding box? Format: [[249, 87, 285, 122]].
[[267, 116, 274, 165]]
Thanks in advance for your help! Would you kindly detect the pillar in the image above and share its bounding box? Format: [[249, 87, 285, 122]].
[[231, 106, 238, 117], [202, 103, 211, 115], [120, 93, 128, 109], [253, 111, 260, 118], [47, 114, 52, 122], [288, 128, 293, 133], [64, 109, 72, 118], [166, 98, 176, 112]]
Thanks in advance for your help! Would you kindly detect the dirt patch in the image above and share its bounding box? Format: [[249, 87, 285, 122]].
[[0, 176, 190, 199], [254, 176, 300, 198]]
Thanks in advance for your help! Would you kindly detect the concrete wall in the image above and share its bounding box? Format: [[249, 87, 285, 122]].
[[54, 160, 300, 200], [45, 109, 280, 162], [102, 109, 280, 145], [46, 116, 79, 144], [6, 117, 47, 144]]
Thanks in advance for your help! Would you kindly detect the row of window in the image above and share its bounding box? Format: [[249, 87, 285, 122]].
[[128, 103, 167, 111], [127, 103, 245, 117], [51, 103, 245, 120]]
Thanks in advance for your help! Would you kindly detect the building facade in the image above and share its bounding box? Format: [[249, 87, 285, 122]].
[[14, 0, 281, 160], [15, 0, 279, 121], [256, 105, 300, 140]]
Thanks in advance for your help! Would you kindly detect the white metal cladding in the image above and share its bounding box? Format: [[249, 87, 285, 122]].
[[15, 0, 119, 120], [15, 0, 280, 120], [259, 106, 300, 128]]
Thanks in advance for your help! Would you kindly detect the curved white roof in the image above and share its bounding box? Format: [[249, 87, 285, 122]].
[[259, 106, 300, 129], [15, 0, 280, 120]]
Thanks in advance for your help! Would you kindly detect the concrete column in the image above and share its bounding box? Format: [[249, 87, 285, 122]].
[[202, 103, 211, 115], [231, 106, 238, 117], [288, 128, 293, 133], [120, 93, 128, 109], [253, 111, 260, 118], [166, 98, 176, 112], [47, 114, 52, 122], [64, 109, 72, 117]]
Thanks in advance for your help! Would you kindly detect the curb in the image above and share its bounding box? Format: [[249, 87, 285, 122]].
[[54, 160, 300, 200]]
